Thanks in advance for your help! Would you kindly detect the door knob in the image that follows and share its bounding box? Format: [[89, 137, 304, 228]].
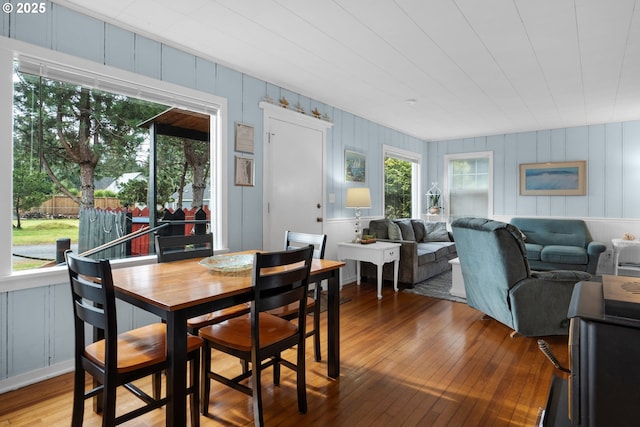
[[317, 203, 322, 209], [316, 217, 323, 222]]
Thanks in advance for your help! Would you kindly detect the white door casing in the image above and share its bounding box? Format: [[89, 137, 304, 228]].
[[260, 102, 333, 251]]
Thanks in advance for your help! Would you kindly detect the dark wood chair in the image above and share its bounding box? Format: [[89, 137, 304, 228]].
[[65, 251, 203, 427], [154, 232, 215, 263], [199, 246, 314, 427], [154, 233, 250, 335], [268, 230, 327, 361]]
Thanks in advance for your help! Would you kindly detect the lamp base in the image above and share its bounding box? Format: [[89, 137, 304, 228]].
[[352, 207, 362, 243]]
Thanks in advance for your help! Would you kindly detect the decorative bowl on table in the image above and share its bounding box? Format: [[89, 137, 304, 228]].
[[199, 254, 254, 276]]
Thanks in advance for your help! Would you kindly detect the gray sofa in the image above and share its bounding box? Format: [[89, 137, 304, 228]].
[[510, 217, 606, 275], [361, 218, 457, 286]]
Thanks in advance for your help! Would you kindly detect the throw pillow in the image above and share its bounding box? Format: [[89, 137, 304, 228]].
[[395, 219, 416, 241], [424, 221, 451, 242], [388, 222, 402, 240], [411, 219, 427, 242]]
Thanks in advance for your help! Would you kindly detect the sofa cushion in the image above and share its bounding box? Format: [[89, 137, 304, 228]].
[[416, 247, 436, 264], [395, 219, 416, 241], [510, 218, 588, 248], [524, 243, 543, 261], [411, 219, 427, 242], [417, 242, 455, 265], [368, 219, 391, 239], [388, 222, 402, 240], [540, 245, 588, 265], [424, 221, 451, 242]]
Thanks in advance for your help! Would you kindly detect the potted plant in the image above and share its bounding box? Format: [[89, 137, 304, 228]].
[[428, 193, 440, 214]]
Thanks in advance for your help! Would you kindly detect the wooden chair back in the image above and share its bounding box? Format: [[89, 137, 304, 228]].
[[155, 232, 213, 262], [252, 246, 314, 316], [66, 252, 118, 369], [284, 230, 327, 259]]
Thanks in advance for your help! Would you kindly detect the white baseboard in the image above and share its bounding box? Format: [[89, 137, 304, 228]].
[[0, 360, 74, 394]]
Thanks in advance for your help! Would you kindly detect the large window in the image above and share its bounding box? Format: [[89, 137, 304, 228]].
[[444, 152, 493, 222], [2, 46, 227, 277], [383, 145, 421, 218]]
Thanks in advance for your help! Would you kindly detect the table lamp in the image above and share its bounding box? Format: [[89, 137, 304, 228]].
[[345, 187, 371, 243]]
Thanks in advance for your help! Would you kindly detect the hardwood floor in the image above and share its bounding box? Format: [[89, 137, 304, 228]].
[[0, 280, 569, 426]]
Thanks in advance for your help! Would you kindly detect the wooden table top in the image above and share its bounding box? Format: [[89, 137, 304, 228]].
[[111, 251, 344, 312]]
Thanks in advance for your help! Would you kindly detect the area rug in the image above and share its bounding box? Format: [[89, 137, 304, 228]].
[[404, 270, 467, 303]]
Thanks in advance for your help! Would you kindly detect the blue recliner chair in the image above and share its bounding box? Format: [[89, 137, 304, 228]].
[[451, 218, 592, 337]]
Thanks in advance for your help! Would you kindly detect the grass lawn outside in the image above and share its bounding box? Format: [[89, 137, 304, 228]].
[[12, 218, 79, 271], [12, 218, 79, 245]]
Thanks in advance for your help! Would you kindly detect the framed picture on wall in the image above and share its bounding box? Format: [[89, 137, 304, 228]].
[[235, 156, 254, 186], [345, 149, 366, 183], [520, 160, 587, 195], [234, 122, 255, 153]]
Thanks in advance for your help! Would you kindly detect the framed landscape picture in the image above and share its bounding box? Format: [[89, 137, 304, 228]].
[[345, 149, 366, 183], [520, 161, 586, 196]]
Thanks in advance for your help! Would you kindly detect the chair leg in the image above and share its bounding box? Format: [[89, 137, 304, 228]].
[[152, 372, 162, 400], [102, 380, 117, 427], [190, 351, 200, 427], [313, 285, 322, 362], [273, 354, 281, 386], [71, 368, 85, 427], [201, 342, 211, 416], [252, 354, 265, 427], [297, 341, 308, 414]]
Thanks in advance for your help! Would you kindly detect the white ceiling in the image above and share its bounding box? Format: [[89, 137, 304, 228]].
[[54, 0, 640, 141]]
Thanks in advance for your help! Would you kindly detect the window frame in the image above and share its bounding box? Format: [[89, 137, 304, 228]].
[[0, 39, 228, 290], [443, 151, 494, 222], [382, 144, 422, 218]]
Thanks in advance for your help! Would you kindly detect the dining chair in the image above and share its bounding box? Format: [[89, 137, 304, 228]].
[[268, 230, 327, 361], [155, 232, 215, 263], [199, 246, 314, 427], [154, 233, 250, 335], [65, 251, 203, 427]]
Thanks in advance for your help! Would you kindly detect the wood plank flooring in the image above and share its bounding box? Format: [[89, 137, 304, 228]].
[[0, 279, 569, 426]]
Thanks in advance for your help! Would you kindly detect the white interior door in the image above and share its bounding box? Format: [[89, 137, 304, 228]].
[[264, 117, 324, 251]]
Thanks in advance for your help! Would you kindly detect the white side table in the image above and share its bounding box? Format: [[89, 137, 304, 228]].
[[337, 241, 401, 300], [449, 257, 466, 298], [612, 238, 640, 275]]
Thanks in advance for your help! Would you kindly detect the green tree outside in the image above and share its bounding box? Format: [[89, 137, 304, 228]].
[[12, 163, 52, 228], [384, 157, 412, 218]]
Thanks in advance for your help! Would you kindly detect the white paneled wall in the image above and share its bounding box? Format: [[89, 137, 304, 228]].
[[430, 122, 640, 220]]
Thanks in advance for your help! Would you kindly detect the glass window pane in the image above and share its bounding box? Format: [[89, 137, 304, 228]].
[[384, 156, 412, 219], [447, 154, 492, 222], [12, 66, 213, 271]]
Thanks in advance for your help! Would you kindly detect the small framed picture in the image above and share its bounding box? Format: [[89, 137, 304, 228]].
[[345, 149, 366, 183], [234, 156, 254, 186], [234, 122, 255, 153]]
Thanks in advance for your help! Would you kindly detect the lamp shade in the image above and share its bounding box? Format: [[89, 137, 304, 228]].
[[345, 187, 371, 208]]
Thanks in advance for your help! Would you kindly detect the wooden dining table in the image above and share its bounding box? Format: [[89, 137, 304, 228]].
[[111, 251, 345, 427]]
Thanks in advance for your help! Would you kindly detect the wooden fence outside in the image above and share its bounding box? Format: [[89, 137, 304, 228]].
[[33, 196, 121, 217]]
